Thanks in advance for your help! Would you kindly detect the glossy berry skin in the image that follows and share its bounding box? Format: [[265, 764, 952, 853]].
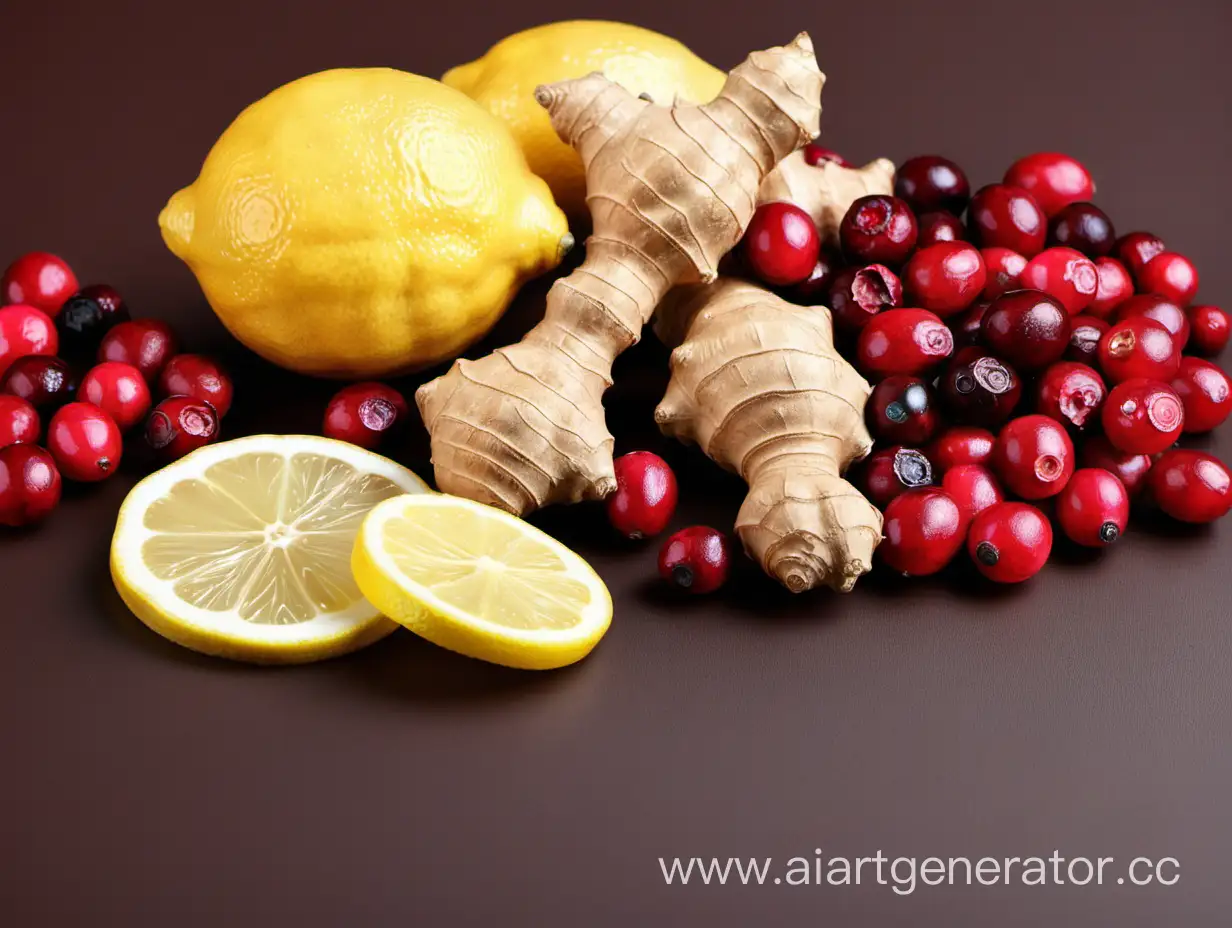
[[1101, 379, 1184, 455], [0, 304, 58, 378], [980, 247, 1027, 301], [840, 195, 918, 267], [1149, 450, 1232, 524], [895, 155, 970, 215], [145, 395, 220, 463], [861, 446, 933, 508], [1098, 317, 1180, 383], [916, 211, 966, 247], [47, 402, 122, 482], [1065, 315, 1109, 365], [1047, 202, 1114, 257], [1003, 153, 1094, 218], [1056, 468, 1129, 547], [1036, 361, 1106, 431], [903, 242, 986, 317], [0, 395, 40, 449], [927, 426, 995, 473], [967, 184, 1046, 256], [942, 464, 1003, 529], [866, 375, 940, 444], [1019, 247, 1098, 315], [743, 202, 820, 287], [1088, 257, 1134, 319], [97, 319, 178, 383], [1170, 357, 1231, 433], [0, 356, 77, 412], [0, 444, 61, 527], [967, 502, 1052, 583], [607, 451, 678, 540], [993, 415, 1075, 499], [1138, 252, 1199, 306], [56, 284, 130, 356], [828, 264, 901, 332], [658, 526, 730, 594], [1114, 294, 1189, 350], [1, 252, 78, 316], [1114, 232, 1167, 279], [941, 347, 1022, 427], [981, 290, 1071, 371], [1188, 306, 1228, 356], [1081, 436, 1152, 498], [322, 382, 409, 450], [879, 488, 964, 576], [951, 301, 990, 348], [788, 249, 844, 304], [803, 144, 850, 167], [159, 354, 233, 418], [856, 309, 953, 378], [78, 362, 152, 433]]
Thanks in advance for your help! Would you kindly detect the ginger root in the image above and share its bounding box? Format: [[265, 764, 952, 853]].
[[416, 35, 824, 515], [654, 278, 882, 593], [757, 150, 895, 246]]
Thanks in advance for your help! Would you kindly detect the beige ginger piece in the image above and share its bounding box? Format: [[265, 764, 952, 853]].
[[654, 279, 882, 593], [416, 35, 825, 515], [757, 150, 895, 246]]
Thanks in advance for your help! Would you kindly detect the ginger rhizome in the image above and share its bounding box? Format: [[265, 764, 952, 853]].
[[758, 151, 895, 246], [654, 279, 882, 593], [416, 35, 824, 515]]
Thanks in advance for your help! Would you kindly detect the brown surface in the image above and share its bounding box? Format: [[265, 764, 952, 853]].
[[2, 1, 1230, 924]]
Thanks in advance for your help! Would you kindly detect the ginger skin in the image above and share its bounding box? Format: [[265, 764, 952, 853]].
[[654, 279, 882, 593], [416, 35, 824, 515], [758, 150, 895, 246]]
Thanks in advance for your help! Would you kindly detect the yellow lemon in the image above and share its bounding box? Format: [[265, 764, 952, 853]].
[[159, 68, 571, 379], [443, 20, 726, 218]]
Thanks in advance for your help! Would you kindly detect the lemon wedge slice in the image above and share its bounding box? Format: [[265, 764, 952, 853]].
[[111, 435, 430, 663], [351, 494, 612, 670]]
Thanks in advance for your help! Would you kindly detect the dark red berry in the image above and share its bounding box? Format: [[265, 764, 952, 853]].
[[856, 309, 953, 378], [1019, 247, 1098, 315], [144, 395, 220, 462], [787, 248, 844, 304], [98, 319, 178, 383], [942, 464, 1003, 530], [1114, 231, 1167, 279], [967, 502, 1052, 583], [55, 284, 131, 356], [840, 195, 918, 266], [894, 155, 970, 215], [0, 356, 77, 412], [981, 289, 1071, 371], [1047, 202, 1114, 257], [1036, 361, 1106, 431], [0, 444, 61, 527], [0, 304, 58, 378], [159, 354, 233, 418], [1138, 252, 1199, 306], [866, 375, 940, 444], [903, 242, 986, 317], [860, 446, 933, 508], [879, 488, 964, 576], [941, 347, 1022, 427], [980, 247, 1028, 301], [803, 143, 851, 167], [1, 252, 77, 316], [828, 264, 901, 332], [1003, 152, 1094, 218], [78, 362, 152, 433], [1188, 305, 1229, 357], [1114, 294, 1190, 351], [1081, 436, 1153, 498], [1098, 317, 1180, 383], [916, 211, 966, 247], [993, 414, 1075, 499], [0, 395, 39, 449], [1088, 257, 1134, 319], [1056, 468, 1129, 547], [1149, 450, 1231, 523], [658, 526, 730, 594], [1065, 315, 1109, 364], [47, 402, 122, 482], [967, 184, 1046, 256], [1101, 378, 1184, 455], [926, 426, 995, 473], [1170, 356, 1231, 433], [951, 301, 990, 347], [322, 382, 410, 450], [607, 451, 678, 539], [743, 202, 821, 287]]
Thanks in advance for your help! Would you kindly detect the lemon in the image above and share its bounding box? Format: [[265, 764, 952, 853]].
[[159, 69, 571, 379], [444, 20, 726, 218], [352, 494, 612, 670], [111, 435, 431, 663]]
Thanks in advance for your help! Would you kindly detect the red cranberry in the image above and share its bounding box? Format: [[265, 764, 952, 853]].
[[855, 308, 953, 378], [878, 488, 964, 576], [1098, 317, 1180, 383], [1170, 357, 1230, 433], [1088, 257, 1134, 319], [942, 463, 1003, 530], [894, 155, 970, 215], [927, 426, 995, 473], [606, 451, 678, 539], [1188, 305, 1229, 356], [98, 319, 178, 383], [743, 202, 820, 287], [1065, 315, 1109, 364], [1149, 450, 1231, 523], [1056, 468, 1129, 547], [787, 248, 844, 304], [1047, 202, 1114, 257], [1114, 294, 1190, 351], [840, 195, 918, 267], [0, 395, 39, 449], [1036, 361, 1106, 431], [916, 211, 966, 247], [1081, 436, 1152, 498], [1019, 247, 1098, 315], [828, 264, 901, 332], [803, 143, 851, 167], [1114, 232, 1167, 279], [0, 304, 58, 378], [145, 395, 220, 462], [980, 247, 1028, 301], [1, 252, 77, 316], [0, 444, 61, 527], [866, 375, 940, 444], [967, 502, 1052, 583], [903, 242, 985, 317], [159, 355, 233, 418], [941, 348, 1022, 427], [1102, 378, 1184, 454], [967, 184, 1047, 257], [981, 289, 1071, 371], [993, 414, 1075, 499], [78, 362, 152, 433], [1003, 152, 1094, 218], [951, 301, 990, 347], [47, 402, 122, 481], [658, 526, 730, 594], [55, 284, 131, 356], [0, 356, 77, 412], [1138, 252, 1199, 306], [323, 382, 410, 450], [860, 446, 933, 508]]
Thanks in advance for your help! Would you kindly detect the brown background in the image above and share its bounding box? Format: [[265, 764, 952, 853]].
[[2, 0, 1230, 924]]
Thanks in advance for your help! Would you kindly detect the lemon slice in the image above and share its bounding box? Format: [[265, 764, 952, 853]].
[[111, 435, 430, 663], [352, 495, 612, 670]]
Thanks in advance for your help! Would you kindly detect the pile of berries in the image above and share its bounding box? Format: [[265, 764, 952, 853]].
[[0, 251, 232, 527], [739, 149, 1230, 583]]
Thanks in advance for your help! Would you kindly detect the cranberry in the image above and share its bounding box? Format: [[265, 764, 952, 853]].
[[1019, 247, 1098, 315], [322, 382, 410, 450], [0, 444, 61, 527], [1149, 450, 1232, 524], [951, 301, 990, 347], [839, 195, 918, 266], [1114, 231, 1167, 278], [903, 242, 986, 317], [981, 289, 1071, 371], [1, 252, 77, 316], [1088, 257, 1134, 319], [860, 446, 933, 508], [1101, 378, 1184, 455], [1138, 252, 1199, 306], [1098, 317, 1179, 383], [1003, 152, 1094, 218], [866, 375, 940, 444], [856, 309, 952, 378], [0, 395, 39, 449], [1035, 361, 1106, 431], [1056, 468, 1129, 548], [803, 143, 851, 167], [743, 202, 820, 287], [145, 395, 220, 463], [1170, 356, 1231, 433], [942, 464, 1003, 530], [1188, 305, 1229, 356], [927, 426, 995, 473], [967, 184, 1046, 256], [967, 502, 1052, 583], [159, 354, 233, 418], [993, 414, 1075, 499], [1081, 436, 1153, 498], [941, 348, 1022, 427], [98, 319, 178, 383], [0, 304, 58, 378], [78, 362, 152, 433], [916, 211, 966, 247], [980, 247, 1028, 301], [47, 402, 122, 481], [658, 526, 730, 594], [1047, 202, 1114, 257], [55, 284, 131, 356], [787, 248, 844, 304], [895, 156, 970, 215], [1065, 315, 1109, 364], [878, 488, 964, 576], [606, 451, 678, 539], [0, 356, 77, 412], [1114, 294, 1190, 350], [828, 264, 901, 332]]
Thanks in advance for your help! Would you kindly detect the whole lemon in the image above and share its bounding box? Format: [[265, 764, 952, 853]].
[[159, 68, 571, 379], [444, 20, 726, 219]]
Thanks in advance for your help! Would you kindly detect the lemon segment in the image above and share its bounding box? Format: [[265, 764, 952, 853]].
[[352, 494, 612, 670]]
